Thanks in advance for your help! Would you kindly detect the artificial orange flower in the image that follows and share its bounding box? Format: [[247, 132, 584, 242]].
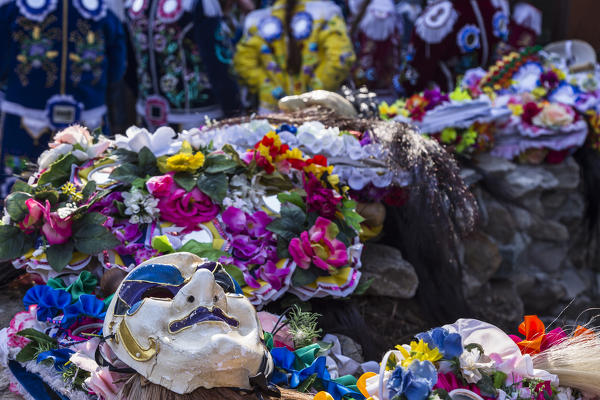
[[515, 315, 546, 355]]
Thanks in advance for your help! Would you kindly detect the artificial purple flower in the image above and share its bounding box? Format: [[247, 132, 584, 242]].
[[89, 192, 124, 216], [220, 207, 289, 290], [423, 89, 449, 111], [540, 70, 559, 89]]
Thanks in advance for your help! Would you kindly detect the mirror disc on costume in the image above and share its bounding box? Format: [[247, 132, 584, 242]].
[[16, 0, 57, 22], [457, 24, 481, 53], [415, 1, 458, 44], [157, 0, 183, 23]]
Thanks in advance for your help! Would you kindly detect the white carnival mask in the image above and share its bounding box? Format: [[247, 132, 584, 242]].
[[103, 253, 272, 394]]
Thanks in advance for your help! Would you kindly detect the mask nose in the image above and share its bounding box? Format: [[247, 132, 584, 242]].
[[172, 268, 226, 312]]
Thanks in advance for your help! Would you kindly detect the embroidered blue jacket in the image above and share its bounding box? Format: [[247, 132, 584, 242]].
[[0, 0, 126, 131], [125, 0, 242, 128]]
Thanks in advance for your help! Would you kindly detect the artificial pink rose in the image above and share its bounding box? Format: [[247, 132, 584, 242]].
[[19, 198, 45, 232], [158, 187, 219, 232], [7, 305, 39, 348], [41, 210, 73, 245], [288, 217, 348, 272], [51, 125, 92, 148], [146, 173, 174, 197], [532, 103, 574, 127]]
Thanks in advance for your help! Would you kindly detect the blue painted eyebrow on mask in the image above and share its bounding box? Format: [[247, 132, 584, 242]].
[[125, 264, 186, 285]]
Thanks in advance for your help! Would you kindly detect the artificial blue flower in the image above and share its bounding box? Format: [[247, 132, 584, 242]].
[[276, 124, 297, 134], [387, 360, 437, 400], [61, 294, 106, 327], [23, 285, 72, 322], [416, 327, 463, 359], [36, 348, 75, 372]]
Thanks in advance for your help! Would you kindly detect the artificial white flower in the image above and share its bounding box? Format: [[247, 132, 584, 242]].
[[459, 347, 495, 384], [122, 189, 160, 225], [115, 126, 180, 156], [223, 174, 267, 213], [38, 143, 73, 169], [56, 203, 78, 219]]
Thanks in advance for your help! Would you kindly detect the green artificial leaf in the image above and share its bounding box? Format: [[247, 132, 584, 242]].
[[5, 192, 32, 222], [431, 389, 452, 400], [174, 172, 196, 192], [33, 187, 60, 205], [196, 173, 228, 203], [464, 343, 485, 355], [151, 235, 175, 253], [73, 225, 120, 255], [115, 201, 126, 216], [291, 267, 318, 286], [46, 241, 75, 272], [11, 180, 33, 194], [131, 178, 147, 190], [80, 181, 97, 201], [221, 144, 243, 165], [476, 373, 497, 397], [17, 328, 57, 346], [72, 212, 107, 231], [138, 147, 158, 173], [267, 202, 306, 241], [204, 154, 238, 174], [340, 199, 365, 233], [276, 239, 290, 259], [15, 342, 39, 363], [297, 373, 318, 393], [333, 219, 355, 247], [0, 226, 27, 260], [352, 276, 375, 296], [259, 171, 294, 192], [277, 191, 306, 211], [493, 371, 507, 389], [37, 154, 79, 187], [179, 240, 229, 261], [109, 163, 139, 185], [223, 264, 245, 287]]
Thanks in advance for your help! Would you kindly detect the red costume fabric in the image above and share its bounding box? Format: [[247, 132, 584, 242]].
[[402, 0, 540, 93]]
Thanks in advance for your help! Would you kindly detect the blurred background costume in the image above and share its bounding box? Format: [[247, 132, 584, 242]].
[[0, 0, 126, 192], [347, 0, 401, 103], [233, 0, 355, 113], [400, 0, 541, 93], [125, 0, 242, 129]]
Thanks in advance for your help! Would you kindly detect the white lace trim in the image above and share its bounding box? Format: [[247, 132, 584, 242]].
[[415, 0, 458, 44]]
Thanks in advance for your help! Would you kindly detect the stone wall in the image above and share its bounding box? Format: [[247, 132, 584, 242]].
[[461, 154, 600, 328]]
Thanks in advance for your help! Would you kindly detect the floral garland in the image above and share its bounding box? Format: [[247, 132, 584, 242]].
[[0, 123, 387, 306]]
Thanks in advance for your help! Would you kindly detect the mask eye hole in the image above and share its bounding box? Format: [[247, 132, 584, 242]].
[[213, 295, 219, 303], [142, 286, 176, 300], [187, 296, 195, 303]]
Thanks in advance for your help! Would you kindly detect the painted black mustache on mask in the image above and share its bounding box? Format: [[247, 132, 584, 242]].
[[168, 306, 239, 333]]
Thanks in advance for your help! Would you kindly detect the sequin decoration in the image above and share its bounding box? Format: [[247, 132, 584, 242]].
[[456, 24, 481, 53], [291, 11, 313, 40], [258, 15, 283, 42]]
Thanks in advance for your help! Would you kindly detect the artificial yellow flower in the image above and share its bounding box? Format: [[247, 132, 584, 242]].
[[508, 103, 524, 116], [283, 147, 304, 163], [449, 87, 472, 102], [532, 87, 547, 99], [327, 174, 340, 189], [60, 182, 83, 201], [162, 142, 205, 173], [379, 101, 400, 119], [395, 339, 442, 367], [165, 152, 205, 172], [440, 128, 457, 144], [304, 164, 334, 179]]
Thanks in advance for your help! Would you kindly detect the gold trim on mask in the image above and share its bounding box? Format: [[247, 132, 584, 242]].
[[117, 319, 159, 362]]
